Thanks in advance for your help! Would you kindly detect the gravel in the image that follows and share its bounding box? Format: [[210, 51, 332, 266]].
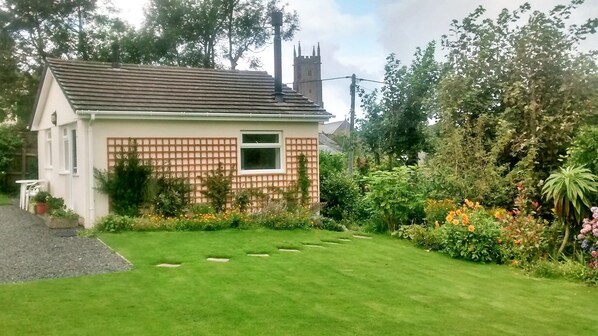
[[0, 204, 131, 284]]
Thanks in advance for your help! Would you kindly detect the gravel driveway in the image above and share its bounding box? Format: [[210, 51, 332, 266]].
[[0, 204, 130, 284]]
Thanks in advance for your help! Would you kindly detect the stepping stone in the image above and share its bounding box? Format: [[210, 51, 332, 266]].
[[278, 248, 301, 252], [247, 253, 270, 257], [338, 238, 351, 242], [353, 234, 372, 239], [156, 263, 181, 268], [207, 257, 230, 263], [303, 244, 325, 248]]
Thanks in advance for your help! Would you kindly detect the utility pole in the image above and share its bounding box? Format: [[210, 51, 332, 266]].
[[347, 73, 356, 175]]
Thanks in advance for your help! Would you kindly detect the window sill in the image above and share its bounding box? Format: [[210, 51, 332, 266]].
[[58, 171, 70, 176], [239, 169, 285, 175]]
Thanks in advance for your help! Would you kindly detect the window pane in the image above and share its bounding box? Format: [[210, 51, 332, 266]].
[[71, 129, 77, 173], [242, 134, 279, 144], [241, 148, 280, 170]]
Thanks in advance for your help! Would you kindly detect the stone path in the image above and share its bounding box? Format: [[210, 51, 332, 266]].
[[0, 204, 131, 284]]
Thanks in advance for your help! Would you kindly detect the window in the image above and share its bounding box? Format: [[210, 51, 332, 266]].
[[240, 132, 282, 172], [62, 128, 69, 171], [71, 129, 78, 174], [60, 126, 78, 173], [45, 130, 52, 167]]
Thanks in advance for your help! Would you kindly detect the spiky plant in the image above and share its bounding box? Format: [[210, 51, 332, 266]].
[[542, 166, 598, 255]]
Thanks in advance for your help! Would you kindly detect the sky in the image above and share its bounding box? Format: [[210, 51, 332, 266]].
[[115, 0, 598, 122]]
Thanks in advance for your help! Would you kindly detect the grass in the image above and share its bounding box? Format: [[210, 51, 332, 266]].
[[0, 193, 11, 205], [1, 229, 597, 335]]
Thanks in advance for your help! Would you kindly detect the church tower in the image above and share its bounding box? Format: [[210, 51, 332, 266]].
[[293, 42, 323, 108]]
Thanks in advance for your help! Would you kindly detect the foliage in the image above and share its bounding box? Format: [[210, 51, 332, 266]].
[[297, 153, 310, 207], [32, 191, 51, 203], [140, 0, 298, 69], [424, 199, 456, 228], [578, 206, 598, 269], [495, 183, 550, 265], [528, 258, 598, 285], [441, 204, 504, 263], [394, 224, 442, 251], [252, 210, 311, 230], [48, 208, 79, 220], [46, 195, 65, 211], [358, 43, 439, 165], [365, 167, 425, 231], [200, 163, 233, 213], [0, 126, 22, 191], [150, 176, 193, 218], [94, 144, 153, 217], [567, 126, 598, 176], [320, 172, 360, 222], [436, 1, 598, 203], [319, 151, 345, 182], [542, 165, 597, 255], [190, 203, 216, 215], [95, 214, 135, 233], [311, 217, 344, 232]]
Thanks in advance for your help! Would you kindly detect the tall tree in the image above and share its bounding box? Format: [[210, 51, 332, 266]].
[[141, 0, 298, 69]]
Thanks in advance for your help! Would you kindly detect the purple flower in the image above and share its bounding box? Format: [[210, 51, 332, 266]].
[[582, 240, 590, 249]]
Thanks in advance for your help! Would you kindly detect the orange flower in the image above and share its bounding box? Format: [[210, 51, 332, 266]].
[[498, 238, 503, 244], [461, 214, 470, 225], [468, 225, 475, 232], [511, 260, 519, 265], [446, 214, 454, 222], [494, 211, 503, 220], [452, 219, 460, 225], [456, 209, 462, 216]]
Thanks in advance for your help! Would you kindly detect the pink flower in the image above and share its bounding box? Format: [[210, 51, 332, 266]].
[[592, 250, 598, 258], [578, 234, 586, 240]]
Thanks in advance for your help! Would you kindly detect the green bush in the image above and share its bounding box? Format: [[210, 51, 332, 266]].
[[0, 126, 23, 193], [395, 224, 442, 250], [95, 214, 135, 233], [441, 210, 503, 263], [320, 172, 360, 222], [365, 167, 425, 231], [311, 217, 344, 232], [319, 152, 346, 183], [200, 163, 233, 213], [151, 176, 193, 217], [424, 199, 456, 227], [94, 144, 153, 217], [528, 259, 598, 285], [567, 125, 598, 176]]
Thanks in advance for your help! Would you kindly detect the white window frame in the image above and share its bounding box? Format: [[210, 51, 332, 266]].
[[60, 125, 78, 174], [61, 128, 70, 172], [239, 131, 283, 174], [45, 129, 53, 168]]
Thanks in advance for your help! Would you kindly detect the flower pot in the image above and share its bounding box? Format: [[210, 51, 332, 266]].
[[35, 202, 49, 215]]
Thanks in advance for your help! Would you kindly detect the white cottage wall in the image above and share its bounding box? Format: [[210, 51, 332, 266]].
[[89, 119, 319, 224]]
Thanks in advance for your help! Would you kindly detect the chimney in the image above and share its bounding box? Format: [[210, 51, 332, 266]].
[[111, 42, 121, 69], [271, 11, 284, 102]]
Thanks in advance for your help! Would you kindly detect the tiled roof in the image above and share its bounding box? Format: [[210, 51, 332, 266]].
[[319, 120, 349, 135], [46, 58, 331, 118]]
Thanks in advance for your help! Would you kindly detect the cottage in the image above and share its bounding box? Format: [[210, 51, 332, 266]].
[[29, 56, 331, 227]]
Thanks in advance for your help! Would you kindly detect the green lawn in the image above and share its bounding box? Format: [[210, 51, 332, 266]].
[[1, 230, 597, 335]]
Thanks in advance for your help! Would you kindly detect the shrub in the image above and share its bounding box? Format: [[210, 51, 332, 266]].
[[200, 163, 233, 213], [94, 143, 153, 216], [365, 167, 425, 231], [190, 203, 215, 215], [567, 126, 598, 176], [441, 207, 503, 263], [319, 151, 345, 183], [33, 191, 51, 203], [46, 196, 65, 211], [151, 176, 193, 217], [395, 224, 442, 250], [251, 205, 311, 230], [320, 172, 360, 222], [424, 199, 456, 227], [311, 217, 344, 232], [498, 212, 549, 265], [95, 214, 135, 233], [528, 259, 598, 285], [0, 126, 22, 193]]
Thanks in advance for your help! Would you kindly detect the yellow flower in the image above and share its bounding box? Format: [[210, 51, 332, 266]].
[[494, 211, 503, 220], [468, 225, 475, 232], [452, 219, 460, 225], [461, 214, 469, 225], [511, 260, 519, 265], [434, 221, 440, 229]]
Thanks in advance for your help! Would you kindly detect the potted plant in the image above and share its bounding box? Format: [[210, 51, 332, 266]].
[[45, 207, 80, 229], [33, 191, 51, 215]]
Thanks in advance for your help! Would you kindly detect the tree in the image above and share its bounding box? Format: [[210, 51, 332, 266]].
[[437, 1, 598, 200], [357, 43, 439, 165], [141, 0, 298, 69]]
